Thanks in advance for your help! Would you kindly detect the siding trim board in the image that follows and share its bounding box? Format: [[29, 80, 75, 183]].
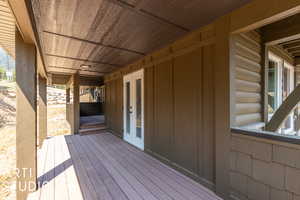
[[232, 127, 300, 146]]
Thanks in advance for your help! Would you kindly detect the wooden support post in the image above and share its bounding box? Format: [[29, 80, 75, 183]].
[[65, 73, 80, 134], [38, 75, 47, 147], [16, 29, 37, 200], [214, 15, 230, 199], [73, 73, 80, 134], [47, 73, 52, 86], [66, 80, 73, 133]]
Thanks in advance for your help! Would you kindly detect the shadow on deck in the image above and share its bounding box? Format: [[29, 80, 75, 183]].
[[28, 132, 222, 200]]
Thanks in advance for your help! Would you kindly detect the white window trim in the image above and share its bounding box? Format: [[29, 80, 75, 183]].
[[268, 52, 295, 134]]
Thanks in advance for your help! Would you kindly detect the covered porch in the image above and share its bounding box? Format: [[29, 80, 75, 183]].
[[27, 133, 221, 200], [6, 0, 300, 200]]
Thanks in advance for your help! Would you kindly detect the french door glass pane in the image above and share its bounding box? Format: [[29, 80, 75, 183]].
[[126, 82, 130, 134], [136, 79, 142, 138]]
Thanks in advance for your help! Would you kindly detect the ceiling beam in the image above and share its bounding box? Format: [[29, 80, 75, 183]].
[[288, 47, 300, 54], [79, 77, 103, 86], [8, 0, 35, 43], [51, 74, 70, 85], [293, 52, 300, 57], [78, 71, 105, 77], [48, 66, 106, 77], [51, 74, 104, 86], [262, 14, 300, 45], [282, 41, 300, 49], [43, 31, 145, 55], [48, 65, 108, 73], [106, 0, 189, 32], [295, 57, 300, 66], [230, 0, 300, 33], [45, 53, 120, 67]]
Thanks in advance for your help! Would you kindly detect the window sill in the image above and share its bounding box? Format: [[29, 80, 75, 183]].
[[231, 127, 300, 145]]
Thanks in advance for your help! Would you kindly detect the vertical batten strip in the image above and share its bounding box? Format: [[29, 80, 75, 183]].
[[214, 15, 231, 199]]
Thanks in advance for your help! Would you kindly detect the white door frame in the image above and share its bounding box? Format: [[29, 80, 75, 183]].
[[123, 69, 144, 150]]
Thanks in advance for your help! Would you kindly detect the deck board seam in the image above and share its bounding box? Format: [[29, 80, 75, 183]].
[[37, 139, 49, 200], [86, 134, 175, 200], [78, 135, 147, 200], [72, 135, 115, 200], [101, 133, 220, 200], [66, 136, 98, 200], [95, 134, 198, 200], [74, 135, 130, 200]]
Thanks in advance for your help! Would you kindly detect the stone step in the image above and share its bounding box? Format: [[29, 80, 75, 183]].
[[79, 126, 107, 135], [80, 122, 105, 129]]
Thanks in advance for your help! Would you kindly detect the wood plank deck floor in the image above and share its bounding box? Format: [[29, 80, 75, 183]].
[[27, 132, 222, 200]]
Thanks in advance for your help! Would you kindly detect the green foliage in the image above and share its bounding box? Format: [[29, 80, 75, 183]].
[[0, 66, 6, 80], [53, 84, 66, 89], [12, 70, 16, 81]]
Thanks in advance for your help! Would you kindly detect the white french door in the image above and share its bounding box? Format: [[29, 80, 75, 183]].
[[123, 69, 144, 150]]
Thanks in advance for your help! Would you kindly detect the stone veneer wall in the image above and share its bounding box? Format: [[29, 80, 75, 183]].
[[230, 133, 300, 200]]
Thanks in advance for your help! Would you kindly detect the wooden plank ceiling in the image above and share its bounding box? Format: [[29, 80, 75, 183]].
[[279, 39, 300, 59], [261, 13, 300, 61], [0, 0, 15, 58], [31, 0, 250, 77]]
